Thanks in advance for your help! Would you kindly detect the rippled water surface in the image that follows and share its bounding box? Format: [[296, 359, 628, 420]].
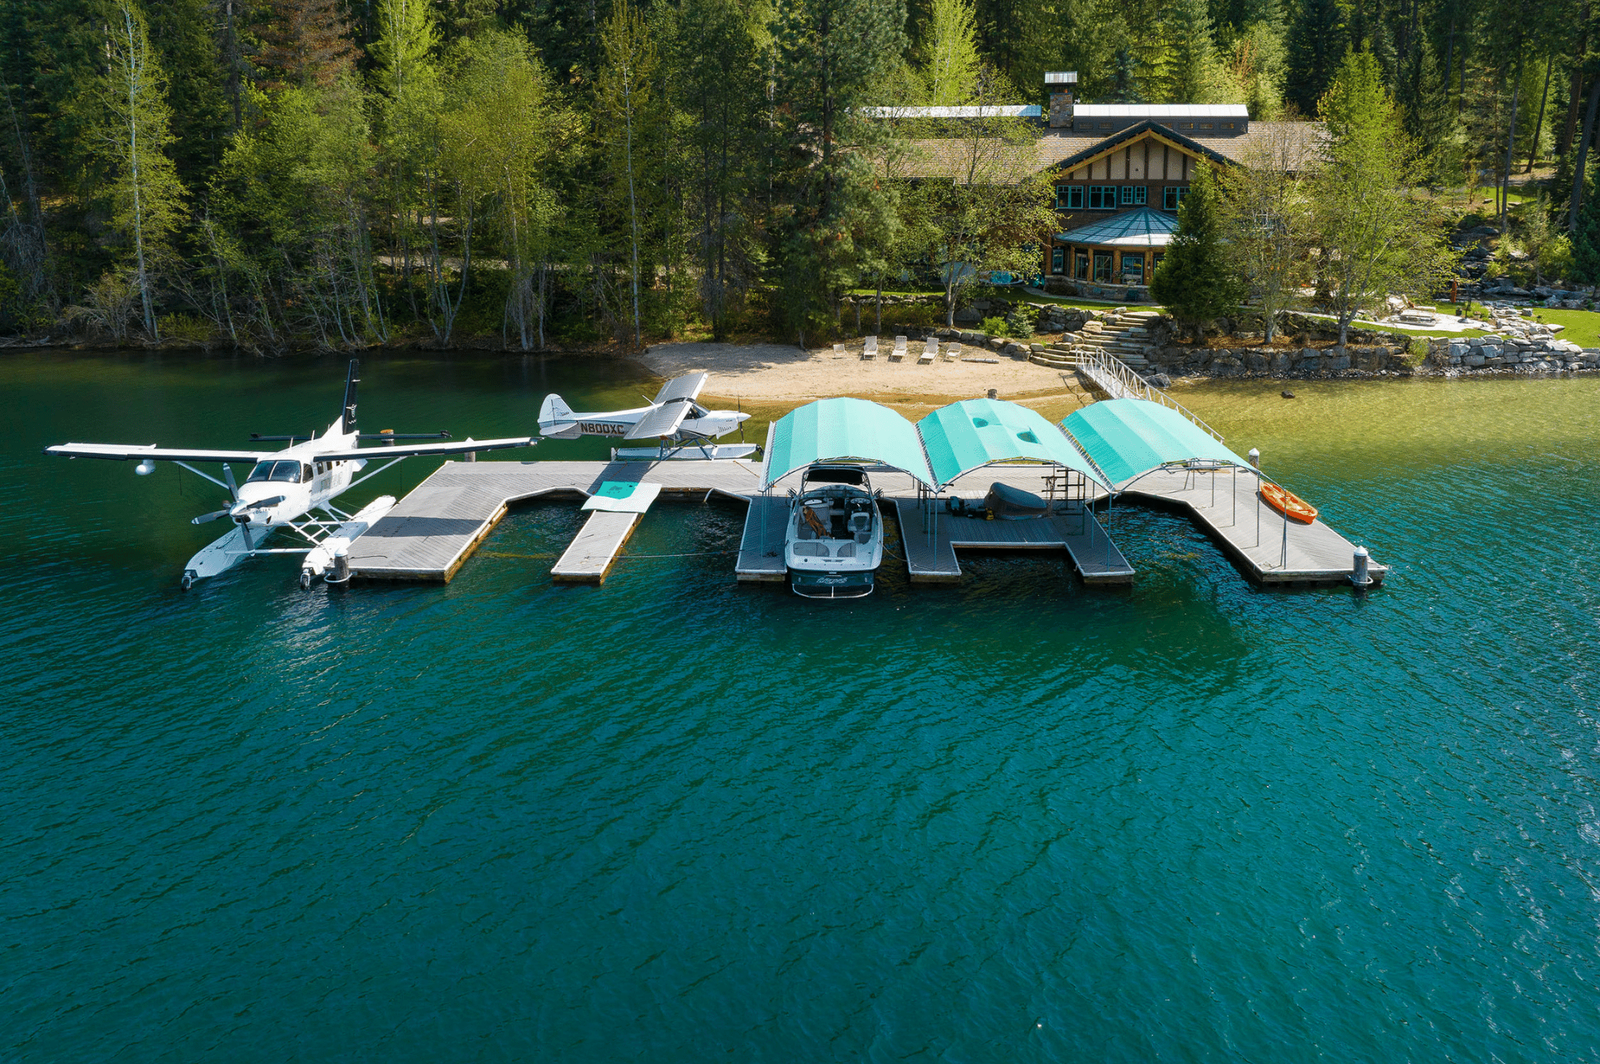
[[4, 352, 1600, 1062]]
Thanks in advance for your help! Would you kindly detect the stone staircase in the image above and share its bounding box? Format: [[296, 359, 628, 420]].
[[1031, 308, 1162, 371]]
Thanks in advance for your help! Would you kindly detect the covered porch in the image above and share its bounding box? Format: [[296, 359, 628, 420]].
[[1048, 207, 1177, 289]]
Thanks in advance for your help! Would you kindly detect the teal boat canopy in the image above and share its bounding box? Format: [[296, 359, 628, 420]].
[[917, 398, 1110, 491], [763, 397, 935, 489], [1060, 398, 1248, 486]]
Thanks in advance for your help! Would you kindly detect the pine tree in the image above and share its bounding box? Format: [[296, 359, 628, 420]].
[[771, 0, 907, 341], [594, 0, 664, 347], [257, 0, 357, 89], [674, 0, 766, 339], [1572, 180, 1600, 282], [1149, 162, 1244, 339], [1284, 0, 1345, 115], [88, 0, 186, 340], [1163, 0, 1227, 103]]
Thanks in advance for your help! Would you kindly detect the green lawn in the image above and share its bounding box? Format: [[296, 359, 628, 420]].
[[1523, 306, 1600, 347]]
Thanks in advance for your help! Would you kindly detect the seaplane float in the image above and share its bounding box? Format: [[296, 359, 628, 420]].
[[45, 360, 534, 589]]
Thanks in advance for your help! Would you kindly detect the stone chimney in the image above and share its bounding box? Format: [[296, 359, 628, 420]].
[[1045, 71, 1077, 128]]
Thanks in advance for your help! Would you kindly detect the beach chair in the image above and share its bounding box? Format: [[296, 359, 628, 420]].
[[890, 335, 907, 361], [918, 337, 937, 364], [833, 343, 846, 358], [862, 336, 878, 360], [943, 343, 961, 362]]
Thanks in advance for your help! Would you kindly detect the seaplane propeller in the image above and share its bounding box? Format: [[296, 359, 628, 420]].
[[191, 508, 231, 525]]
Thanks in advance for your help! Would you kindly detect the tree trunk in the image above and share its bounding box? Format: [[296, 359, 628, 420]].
[[1501, 49, 1525, 232], [1527, 55, 1553, 172], [623, 58, 642, 349], [1570, 77, 1600, 232]]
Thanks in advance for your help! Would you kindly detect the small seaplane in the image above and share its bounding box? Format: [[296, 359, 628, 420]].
[[537, 371, 755, 459], [46, 360, 535, 589]]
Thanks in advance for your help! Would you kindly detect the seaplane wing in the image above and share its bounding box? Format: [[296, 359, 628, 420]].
[[314, 436, 534, 461], [624, 401, 691, 440], [623, 372, 708, 440], [46, 442, 276, 463], [652, 371, 708, 406]]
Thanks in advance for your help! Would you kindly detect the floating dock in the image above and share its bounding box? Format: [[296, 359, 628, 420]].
[[346, 459, 758, 582], [1118, 466, 1388, 586], [344, 457, 1379, 589], [892, 499, 1134, 584]]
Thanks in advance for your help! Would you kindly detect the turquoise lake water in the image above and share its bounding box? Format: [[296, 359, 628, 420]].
[[4, 350, 1600, 1061]]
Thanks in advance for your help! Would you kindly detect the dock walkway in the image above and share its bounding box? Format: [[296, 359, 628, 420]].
[[892, 500, 1134, 584], [345, 457, 1380, 589], [1119, 467, 1387, 585], [347, 459, 760, 582]]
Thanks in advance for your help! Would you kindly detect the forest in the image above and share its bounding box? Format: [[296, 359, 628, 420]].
[[0, 0, 1591, 351]]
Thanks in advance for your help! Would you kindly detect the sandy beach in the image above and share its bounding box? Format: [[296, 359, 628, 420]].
[[639, 340, 1088, 419]]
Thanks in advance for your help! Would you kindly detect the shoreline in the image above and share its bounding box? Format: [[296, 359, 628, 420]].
[[6, 338, 1595, 411]]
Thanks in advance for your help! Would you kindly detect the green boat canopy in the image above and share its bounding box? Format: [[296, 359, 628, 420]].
[[1060, 398, 1248, 486], [763, 397, 935, 489], [917, 398, 1111, 491]]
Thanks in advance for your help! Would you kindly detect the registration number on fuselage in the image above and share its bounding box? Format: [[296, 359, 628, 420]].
[[579, 421, 628, 436]]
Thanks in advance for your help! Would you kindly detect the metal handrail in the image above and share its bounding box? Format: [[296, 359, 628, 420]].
[[1071, 347, 1225, 443]]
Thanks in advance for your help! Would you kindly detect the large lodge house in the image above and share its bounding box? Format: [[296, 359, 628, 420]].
[[892, 72, 1321, 296]]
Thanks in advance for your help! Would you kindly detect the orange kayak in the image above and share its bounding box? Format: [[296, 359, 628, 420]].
[[1260, 482, 1319, 523]]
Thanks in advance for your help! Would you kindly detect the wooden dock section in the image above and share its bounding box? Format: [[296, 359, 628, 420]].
[[347, 459, 761, 582], [892, 499, 1134, 584], [1119, 467, 1388, 586], [735, 496, 789, 582], [551, 511, 642, 583]]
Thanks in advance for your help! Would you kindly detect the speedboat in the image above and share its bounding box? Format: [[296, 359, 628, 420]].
[[784, 465, 883, 599]]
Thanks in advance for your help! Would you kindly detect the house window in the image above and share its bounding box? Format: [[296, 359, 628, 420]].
[[1223, 122, 1235, 129], [1054, 184, 1083, 209], [1051, 246, 1065, 273], [1098, 122, 1113, 129], [1093, 251, 1114, 281], [1163, 186, 1188, 211], [1181, 122, 1194, 129], [1153, 252, 1165, 274], [1119, 186, 1147, 206], [1074, 251, 1089, 279], [1088, 185, 1118, 209], [1121, 253, 1145, 282], [1199, 123, 1214, 130]]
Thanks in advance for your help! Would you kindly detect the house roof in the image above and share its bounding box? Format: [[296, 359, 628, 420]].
[[899, 120, 1325, 184], [1073, 104, 1250, 119], [1043, 120, 1237, 172], [1055, 208, 1178, 248], [863, 105, 1042, 119], [1039, 121, 1325, 172]]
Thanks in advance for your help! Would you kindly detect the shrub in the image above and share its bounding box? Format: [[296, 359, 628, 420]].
[[980, 315, 1009, 336], [1003, 305, 1034, 339], [158, 313, 216, 343]]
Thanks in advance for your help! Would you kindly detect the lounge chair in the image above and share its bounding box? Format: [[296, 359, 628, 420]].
[[889, 335, 907, 361], [943, 343, 961, 362], [862, 336, 878, 360], [833, 343, 846, 358], [918, 337, 937, 364]]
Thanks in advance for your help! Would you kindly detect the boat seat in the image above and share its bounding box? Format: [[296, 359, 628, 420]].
[[801, 506, 828, 539], [848, 512, 870, 543]]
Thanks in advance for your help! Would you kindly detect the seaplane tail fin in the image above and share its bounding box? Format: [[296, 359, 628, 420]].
[[538, 394, 581, 439], [341, 359, 360, 435]]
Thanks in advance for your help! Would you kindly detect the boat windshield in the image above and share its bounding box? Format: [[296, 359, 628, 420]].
[[245, 460, 305, 484]]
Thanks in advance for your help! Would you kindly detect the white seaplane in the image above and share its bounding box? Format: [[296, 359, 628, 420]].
[[537, 372, 756, 459], [46, 360, 535, 589]]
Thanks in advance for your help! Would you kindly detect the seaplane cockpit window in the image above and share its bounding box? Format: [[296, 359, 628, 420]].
[[245, 460, 304, 484], [300, 463, 313, 483]]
